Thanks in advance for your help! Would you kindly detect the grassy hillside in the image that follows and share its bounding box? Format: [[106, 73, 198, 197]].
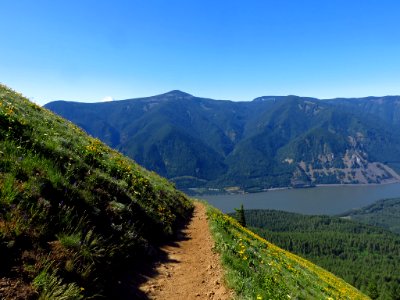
[[45, 93, 400, 192], [340, 198, 400, 234], [242, 209, 400, 299], [0, 84, 193, 299], [206, 204, 369, 299]]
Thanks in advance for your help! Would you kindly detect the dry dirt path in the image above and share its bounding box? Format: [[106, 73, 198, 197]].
[[138, 202, 232, 300]]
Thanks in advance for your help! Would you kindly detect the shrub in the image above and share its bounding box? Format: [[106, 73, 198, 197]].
[[33, 270, 83, 300]]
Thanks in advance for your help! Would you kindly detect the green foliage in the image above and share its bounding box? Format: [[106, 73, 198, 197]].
[[57, 233, 81, 249], [340, 198, 400, 234], [234, 204, 246, 227], [243, 209, 400, 300], [0, 173, 18, 205], [368, 282, 379, 300], [33, 270, 83, 300], [0, 84, 193, 298], [205, 203, 368, 299]]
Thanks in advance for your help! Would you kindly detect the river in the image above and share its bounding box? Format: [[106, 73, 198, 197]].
[[199, 183, 400, 215]]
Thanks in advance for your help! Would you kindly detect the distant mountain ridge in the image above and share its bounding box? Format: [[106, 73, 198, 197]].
[[45, 91, 400, 192]]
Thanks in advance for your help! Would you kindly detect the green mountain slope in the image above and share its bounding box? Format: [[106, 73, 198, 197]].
[[340, 197, 400, 234], [0, 84, 193, 299], [206, 204, 369, 299], [242, 209, 400, 299], [327, 96, 400, 127], [45, 92, 400, 192], [1, 84, 371, 299]]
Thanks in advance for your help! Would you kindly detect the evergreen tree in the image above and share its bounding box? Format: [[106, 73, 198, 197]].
[[367, 281, 379, 299], [235, 204, 246, 227]]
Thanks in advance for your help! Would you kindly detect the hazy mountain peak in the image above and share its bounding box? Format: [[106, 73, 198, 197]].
[[163, 90, 194, 98], [252, 95, 299, 102]]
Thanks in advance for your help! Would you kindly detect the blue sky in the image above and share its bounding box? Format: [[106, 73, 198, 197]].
[[1, 0, 400, 105]]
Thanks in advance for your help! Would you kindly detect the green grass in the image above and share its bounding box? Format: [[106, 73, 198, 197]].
[[205, 203, 369, 300], [33, 270, 84, 300], [0, 84, 193, 298]]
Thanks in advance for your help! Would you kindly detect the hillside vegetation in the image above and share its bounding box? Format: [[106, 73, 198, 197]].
[[0, 84, 193, 299], [45, 92, 400, 192], [242, 209, 400, 299], [340, 197, 400, 234], [206, 204, 369, 299], [0, 84, 376, 299]]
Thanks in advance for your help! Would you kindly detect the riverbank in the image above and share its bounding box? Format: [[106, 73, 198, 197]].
[[187, 178, 400, 197], [199, 182, 400, 215], [316, 178, 400, 188]]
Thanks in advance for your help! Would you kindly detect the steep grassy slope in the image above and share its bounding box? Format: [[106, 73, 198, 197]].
[[206, 204, 369, 299], [45, 92, 400, 192], [242, 209, 400, 299], [0, 84, 193, 299], [340, 198, 400, 234]]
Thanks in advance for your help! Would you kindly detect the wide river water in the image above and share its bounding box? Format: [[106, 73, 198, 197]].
[[200, 183, 400, 215]]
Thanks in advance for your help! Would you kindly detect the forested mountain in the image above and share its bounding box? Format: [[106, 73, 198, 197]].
[[45, 92, 400, 192], [1, 84, 370, 299], [340, 197, 400, 234], [241, 209, 400, 299], [326, 96, 400, 126]]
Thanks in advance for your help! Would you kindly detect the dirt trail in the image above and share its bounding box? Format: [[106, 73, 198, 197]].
[[139, 202, 232, 300]]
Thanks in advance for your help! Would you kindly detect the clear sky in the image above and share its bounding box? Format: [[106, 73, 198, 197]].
[[1, 0, 400, 105]]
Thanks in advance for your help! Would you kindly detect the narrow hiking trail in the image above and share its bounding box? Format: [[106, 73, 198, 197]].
[[139, 202, 232, 300]]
